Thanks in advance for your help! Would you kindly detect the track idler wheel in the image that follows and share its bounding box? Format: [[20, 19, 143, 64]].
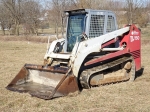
[[79, 71, 91, 89]]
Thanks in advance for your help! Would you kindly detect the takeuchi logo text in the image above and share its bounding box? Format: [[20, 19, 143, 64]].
[[131, 31, 139, 35]]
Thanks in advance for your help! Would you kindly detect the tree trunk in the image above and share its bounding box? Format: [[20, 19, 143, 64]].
[[15, 20, 20, 36], [55, 22, 58, 39], [1, 29, 5, 35], [61, 16, 64, 38], [33, 21, 38, 36], [16, 23, 20, 36], [35, 28, 38, 36], [0, 24, 5, 35]]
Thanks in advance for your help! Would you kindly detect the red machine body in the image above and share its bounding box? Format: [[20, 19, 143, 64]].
[[85, 25, 141, 72], [120, 24, 141, 71]]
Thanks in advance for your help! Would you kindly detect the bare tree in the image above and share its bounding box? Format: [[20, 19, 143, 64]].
[[46, 0, 71, 38], [71, 0, 99, 9], [104, 0, 125, 27], [22, 0, 41, 36], [1, 0, 23, 36], [146, 0, 150, 23], [0, 2, 14, 35], [76, 0, 92, 8], [0, 4, 7, 35], [124, 0, 144, 24]]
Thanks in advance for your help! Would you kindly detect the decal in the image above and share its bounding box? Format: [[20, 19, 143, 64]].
[[131, 31, 139, 35], [130, 30, 140, 42], [130, 36, 134, 42]]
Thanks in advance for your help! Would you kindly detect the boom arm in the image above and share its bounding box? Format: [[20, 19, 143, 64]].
[[70, 26, 130, 77]]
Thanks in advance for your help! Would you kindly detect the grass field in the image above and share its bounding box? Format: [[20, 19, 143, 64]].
[[0, 30, 150, 111], [0, 27, 62, 36]]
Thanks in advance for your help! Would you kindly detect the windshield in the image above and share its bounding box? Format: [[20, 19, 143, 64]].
[[67, 14, 86, 52]]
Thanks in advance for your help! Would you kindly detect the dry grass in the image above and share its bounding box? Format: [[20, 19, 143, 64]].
[[0, 35, 59, 43], [0, 29, 150, 112], [0, 27, 62, 35]]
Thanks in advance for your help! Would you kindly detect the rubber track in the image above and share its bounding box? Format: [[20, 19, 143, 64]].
[[80, 56, 132, 89]]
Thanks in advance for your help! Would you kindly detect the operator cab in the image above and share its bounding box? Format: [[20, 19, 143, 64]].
[[64, 9, 118, 52], [65, 10, 87, 52]]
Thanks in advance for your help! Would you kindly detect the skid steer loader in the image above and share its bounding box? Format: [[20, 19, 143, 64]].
[[6, 9, 141, 100]]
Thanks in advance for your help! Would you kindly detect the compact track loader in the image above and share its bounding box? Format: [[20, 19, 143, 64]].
[[7, 9, 141, 100]]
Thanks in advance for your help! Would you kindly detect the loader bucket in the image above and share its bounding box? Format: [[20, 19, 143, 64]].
[[6, 64, 79, 100]]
